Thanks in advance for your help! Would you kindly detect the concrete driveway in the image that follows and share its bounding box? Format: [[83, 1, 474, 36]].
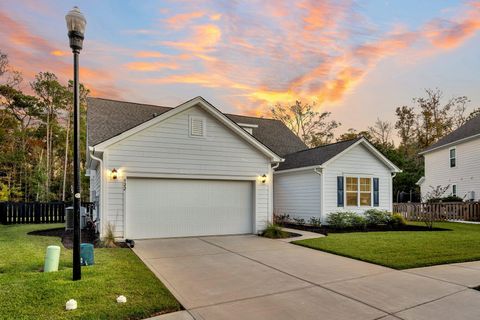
[[134, 235, 480, 320]]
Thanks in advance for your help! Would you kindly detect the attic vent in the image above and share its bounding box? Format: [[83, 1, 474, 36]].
[[190, 116, 205, 137]]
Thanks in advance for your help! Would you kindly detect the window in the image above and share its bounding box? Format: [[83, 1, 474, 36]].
[[345, 176, 372, 207], [360, 178, 372, 206], [190, 116, 205, 137], [450, 148, 456, 167], [452, 184, 457, 197], [346, 177, 358, 206]]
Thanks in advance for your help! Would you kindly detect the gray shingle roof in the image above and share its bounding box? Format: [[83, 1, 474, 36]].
[[421, 113, 480, 154], [87, 97, 307, 157], [277, 137, 361, 171]]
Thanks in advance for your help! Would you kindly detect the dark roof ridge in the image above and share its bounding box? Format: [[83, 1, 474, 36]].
[[284, 136, 362, 156], [87, 97, 171, 109], [88, 96, 278, 121]]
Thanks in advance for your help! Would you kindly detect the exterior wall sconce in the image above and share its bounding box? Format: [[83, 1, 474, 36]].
[[261, 174, 267, 184], [111, 168, 118, 180]]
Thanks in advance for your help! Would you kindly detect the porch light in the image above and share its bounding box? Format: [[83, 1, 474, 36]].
[[261, 174, 267, 184], [111, 168, 118, 180]]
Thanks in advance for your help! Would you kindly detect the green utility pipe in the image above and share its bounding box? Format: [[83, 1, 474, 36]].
[[44, 245, 61, 272]]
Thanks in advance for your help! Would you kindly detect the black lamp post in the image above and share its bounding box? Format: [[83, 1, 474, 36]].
[[65, 6, 86, 281]]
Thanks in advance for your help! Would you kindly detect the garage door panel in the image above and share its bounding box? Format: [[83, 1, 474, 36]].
[[126, 178, 253, 239]]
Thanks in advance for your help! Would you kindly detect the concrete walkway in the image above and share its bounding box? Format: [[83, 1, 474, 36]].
[[136, 233, 480, 320]]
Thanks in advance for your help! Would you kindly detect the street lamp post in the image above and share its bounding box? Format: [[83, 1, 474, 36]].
[[65, 6, 86, 281]]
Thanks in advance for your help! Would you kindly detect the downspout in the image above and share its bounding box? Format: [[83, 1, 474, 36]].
[[391, 171, 397, 212], [268, 160, 282, 226], [89, 147, 104, 238], [313, 166, 324, 223]]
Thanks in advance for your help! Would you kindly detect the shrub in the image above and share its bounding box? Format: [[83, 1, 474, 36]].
[[388, 213, 407, 227], [273, 213, 290, 226], [101, 223, 117, 248], [364, 209, 390, 226], [309, 217, 321, 227], [348, 213, 367, 230], [261, 223, 288, 239], [327, 211, 354, 229], [292, 217, 306, 226], [427, 195, 463, 203]]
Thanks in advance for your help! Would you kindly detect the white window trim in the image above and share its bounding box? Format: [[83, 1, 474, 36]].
[[449, 147, 456, 168], [189, 115, 206, 138], [452, 184, 457, 197], [344, 175, 373, 208]]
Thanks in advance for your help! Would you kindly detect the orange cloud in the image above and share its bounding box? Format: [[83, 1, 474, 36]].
[[0, 9, 125, 100], [162, 24, 221, 52], [424, 10, 480, 49], [50, 50, 66, 56], [125, 61, 178, 71], [134, 51, 165, 58], [163, 11, 204, 28]]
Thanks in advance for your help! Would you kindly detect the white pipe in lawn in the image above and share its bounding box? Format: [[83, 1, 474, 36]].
[[65, 299, 77, 311]]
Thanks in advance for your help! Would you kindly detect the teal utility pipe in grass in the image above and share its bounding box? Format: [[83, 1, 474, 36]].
[[44, 245, 60, 272]]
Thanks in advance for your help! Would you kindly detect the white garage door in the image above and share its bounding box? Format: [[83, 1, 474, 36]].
[[126, 178, 253, 239]]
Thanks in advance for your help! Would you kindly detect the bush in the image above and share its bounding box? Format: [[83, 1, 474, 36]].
[[364, 209, 390, 226], [261, 223, 288, 239], [273, 213, 290, 226], [101, 223, 117, 248], [309, 217, 321, 227], [292, 217, 306, 226], [388, 213, 407, 227], [427, 195, 463, 203], [348, 213, 367, 230], [327, 212, 352, 229]]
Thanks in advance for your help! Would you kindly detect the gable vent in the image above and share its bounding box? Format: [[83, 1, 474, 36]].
[[190, 116, 205, 137]]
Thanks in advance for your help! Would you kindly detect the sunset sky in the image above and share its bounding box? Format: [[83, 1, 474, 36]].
[[1, 0, 479, 135]]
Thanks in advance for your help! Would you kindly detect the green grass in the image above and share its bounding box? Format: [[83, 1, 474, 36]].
[[0, 224, 181, 320], [294, 222, 480, 269]]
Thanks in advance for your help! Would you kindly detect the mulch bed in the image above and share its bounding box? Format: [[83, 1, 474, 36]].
[[281, 223, 450, 235], [28, 227, 100, 248]]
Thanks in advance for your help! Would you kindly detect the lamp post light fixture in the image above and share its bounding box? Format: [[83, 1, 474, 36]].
[[66, 6, 86, 281]]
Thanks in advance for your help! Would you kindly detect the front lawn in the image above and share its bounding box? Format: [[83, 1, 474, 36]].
[[294, 222, 480, 269], [0, 224, 181, 319]]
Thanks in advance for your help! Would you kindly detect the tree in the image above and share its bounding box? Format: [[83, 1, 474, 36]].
[[31, 72, 70, 200], [395, 105, 416, 156], [271, 101, 340, 147], [368, 118, 394, 150], [336, 128, 371, 142], [466, 107, 480, 122], [415, 88, 469, 148]]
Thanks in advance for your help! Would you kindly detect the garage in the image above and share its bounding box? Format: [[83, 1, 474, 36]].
[[125, 178, 254, 239]]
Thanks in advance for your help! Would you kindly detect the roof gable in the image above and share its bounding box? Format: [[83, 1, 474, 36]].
[[277, 137, 401, 173], [89, 96, 283, 162], [420, 113, 480, 154], [87, 97, 306, 157]]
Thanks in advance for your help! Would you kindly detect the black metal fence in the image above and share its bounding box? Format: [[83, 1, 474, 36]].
[[0, 201, 95, 225]]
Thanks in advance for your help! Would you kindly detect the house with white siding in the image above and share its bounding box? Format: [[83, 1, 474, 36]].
[[87, 96, 400, 239], [274, 138, 401, 223], [86, 96, 306, 239], [418, 114, 480, 201]]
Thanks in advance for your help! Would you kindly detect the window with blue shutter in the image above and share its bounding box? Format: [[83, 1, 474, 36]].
[[337, 176, 344, 207], [373, 177, 379, 207]]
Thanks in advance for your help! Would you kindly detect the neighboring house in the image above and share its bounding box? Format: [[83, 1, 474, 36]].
[[274, 137, 401, 223], [418, 114, 480, 201], [86, 96, 306, 239]]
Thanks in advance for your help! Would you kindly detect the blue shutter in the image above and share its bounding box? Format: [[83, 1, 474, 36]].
[[373, 178, 379, 207], [337, 176, 344, 207]]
